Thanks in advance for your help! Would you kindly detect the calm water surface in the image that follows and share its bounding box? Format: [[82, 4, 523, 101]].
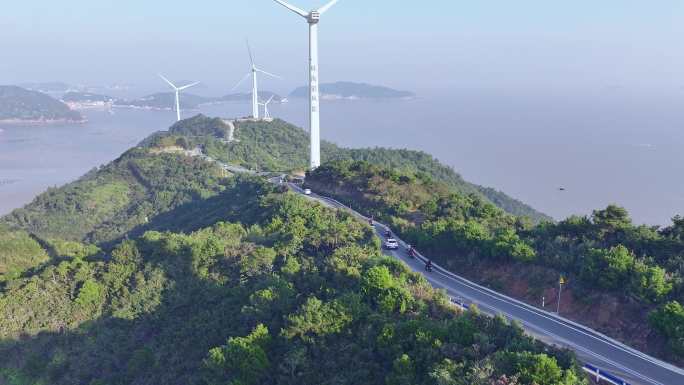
[[1, 89, 682, 226]]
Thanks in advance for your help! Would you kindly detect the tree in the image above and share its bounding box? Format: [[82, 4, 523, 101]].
[[583, 246, 634, 290], [631, 261, 672, 302], [175, 136, 190, 149], [386, 354, 416, 385], [75, 279, 104, 312], [429, 359, 465, 385], [203, 324, 271, 385], [282, 297, 352, 343], [361, 264, 412, 313], [661, 215, 684, 240], [592, 205, 632, 241], [649, 301, 684, 356], [240, 247, 277, 280], [503, 352, 579, 385], [493, 229, 536, 263]]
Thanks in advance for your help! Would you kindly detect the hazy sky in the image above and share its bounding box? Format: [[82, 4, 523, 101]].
[[2, 1, 684, 94]]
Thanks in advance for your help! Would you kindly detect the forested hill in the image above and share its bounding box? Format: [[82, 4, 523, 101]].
[[328, 148, 550, 222], [0, 86, 83, 122], [3, 146, 227, 245], [165, 115, 548, 221], [0, 176, 587, 384], [305, 160, 684, 365], [2, 115, 547, 247]]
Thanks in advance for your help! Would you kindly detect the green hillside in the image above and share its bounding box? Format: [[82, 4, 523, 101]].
[[2, 115, 546, 247], [0, 177, 586, 385], [0, 86, 83, 122], [0, 224, 49, 282], [4, 147, 227, 245], [305, 160, 684, 363], [154, 115, 548, 221], [325, 147, 550, 222]]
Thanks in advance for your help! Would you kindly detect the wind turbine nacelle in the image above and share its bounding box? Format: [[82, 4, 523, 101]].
[[308, 11, 320, 23]]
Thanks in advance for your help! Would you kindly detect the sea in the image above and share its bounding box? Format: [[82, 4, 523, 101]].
[[1, 88, 683, 226]]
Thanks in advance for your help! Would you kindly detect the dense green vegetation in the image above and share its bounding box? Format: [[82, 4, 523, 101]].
[[3, 147, 227, 244], [306, 160, 684, 360], [0, 86, 83, 122], [147, 115, 548, 221], [0, 224, 49, 283], [0, 177, 586, 385], [327, 147, 549, 221], [290, 81, 414, 99]]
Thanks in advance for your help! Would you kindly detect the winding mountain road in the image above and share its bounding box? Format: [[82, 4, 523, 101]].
[[285, 182, 684, 385]]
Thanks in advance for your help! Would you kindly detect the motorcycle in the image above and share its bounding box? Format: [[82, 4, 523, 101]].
[[424, 261, 433, 273], [407, 246, 416, 259]]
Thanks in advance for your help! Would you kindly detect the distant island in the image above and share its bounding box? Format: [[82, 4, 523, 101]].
[[221, 91, 285, 103], [290, 81, 414, 100], [18, 81, 75, 95], [115, 91, 285, 110], [114, 92, 213, 110], [62, 92, 115, 110], [0, 86, 84, 124]]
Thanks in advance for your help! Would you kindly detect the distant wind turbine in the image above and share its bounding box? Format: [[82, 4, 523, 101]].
[[232, 40, 280, 120], [259, 95, 275, 121], [158, 74, 199, 121], [272, 0, 340, 169]]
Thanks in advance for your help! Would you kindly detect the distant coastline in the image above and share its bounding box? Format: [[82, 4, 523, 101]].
[[112, 91, 285, 110], [290, 81, 415, 100], [0, 178, 21, 186], [0, 117, 87, 125], [0, 85, 85, 124]]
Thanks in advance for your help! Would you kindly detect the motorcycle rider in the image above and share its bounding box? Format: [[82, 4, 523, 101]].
[[425, 259, 433, 272]]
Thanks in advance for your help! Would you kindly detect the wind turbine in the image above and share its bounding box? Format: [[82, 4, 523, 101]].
[[259, 95, 275, 121], [159, 74, 199, 121], [232, 40, 280, 120], [272, 0, 339, 170]]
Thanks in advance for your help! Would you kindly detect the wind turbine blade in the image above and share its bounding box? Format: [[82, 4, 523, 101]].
[[158, 74, 177, 89], [256, 69, 282, 79], [267, 95, 275, 104], [272, 0, 309, 18], [318, 0, 339, 14], [246, 38, 255, 66], [178, 81, 200, 91], [231, 73, 251, 91]]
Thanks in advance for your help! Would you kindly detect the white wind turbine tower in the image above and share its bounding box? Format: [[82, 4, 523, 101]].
[[272, 0, 340, 170], [159, 74, 200, 122], [259, 95, 275, 121], [232, 40, 280, 120]]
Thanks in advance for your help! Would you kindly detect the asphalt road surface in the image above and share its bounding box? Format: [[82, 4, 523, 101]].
[[287, 182, 684, 385]]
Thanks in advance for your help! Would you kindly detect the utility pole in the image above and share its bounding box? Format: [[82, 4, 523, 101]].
[[556, 276, 566, 314]]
